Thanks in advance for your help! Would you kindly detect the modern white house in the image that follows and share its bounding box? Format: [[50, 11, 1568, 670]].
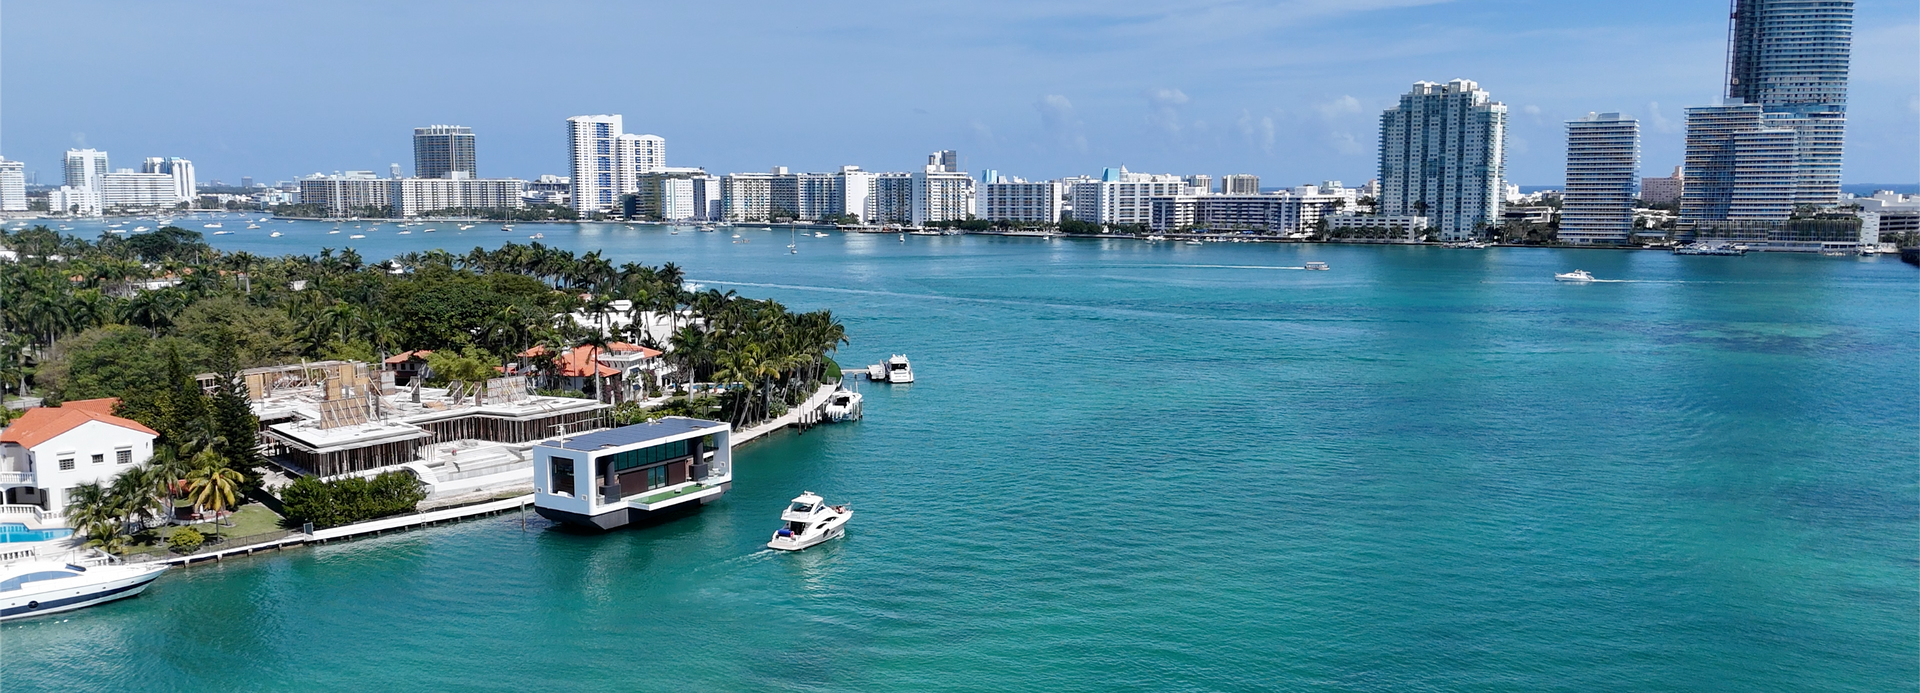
[[532, 417, 732, 530], [0, 399, 158, 525]]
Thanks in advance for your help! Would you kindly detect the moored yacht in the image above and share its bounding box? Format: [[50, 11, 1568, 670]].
[[1554, 270, 1595, 282], [1, 560, 167, 621], [866, 363, 887, 381], [823, 389, 863, 422], [533, 418, 733, 531], [886, 354, 914, 384], [767, 492, 851, 551]]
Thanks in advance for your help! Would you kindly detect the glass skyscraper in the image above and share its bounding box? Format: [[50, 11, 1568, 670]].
[[1723, 0, 1852, 205]]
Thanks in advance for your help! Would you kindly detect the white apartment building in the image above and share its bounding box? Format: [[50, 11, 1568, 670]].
[[48, 187, 99, 216], [0, 398, 158, 523], [982, 177, 1062, 224], [1148, 184, 1357, 234], [64, 149, 109, 192], [143, 157, 197, 204], [690, 174, 722, 221], [1378, 79, 1509, 240], [1561, 113, 1640, 245], [0, 160, 25, 212], [721, 172, 775, 222], [615, 133, 666, 194], [836, 166, 874, 223], [871, 173, 913, 224], [298, 172, 392, 216], [1220, 174, 1260, 195], [910, 167, 976, 226], [99, 170, 183, 210], [567, 115, 623, 214], [629, 168, 706, 221], [1070, 168, 1187, 227], [390, 178, 527, 217]]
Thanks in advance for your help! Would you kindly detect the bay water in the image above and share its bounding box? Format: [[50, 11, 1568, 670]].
[[4, 217, 1915, 691]]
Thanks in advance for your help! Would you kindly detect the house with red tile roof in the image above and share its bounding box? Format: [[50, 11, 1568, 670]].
[[0, 398, 158, 524], [515, 343, 669, 402]]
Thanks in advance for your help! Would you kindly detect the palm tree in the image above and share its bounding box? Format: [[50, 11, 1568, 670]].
[[65, 482, 115, 537], [109, 466, 160, 533], [185, 450, 244, 529]]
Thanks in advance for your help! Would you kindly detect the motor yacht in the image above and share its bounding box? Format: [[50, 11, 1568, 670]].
[[1554, 270, 1595, 282], [269, 231, 283, 238], [767, 492, 851, 551], [886, 354, 914, 384], [1304, 261, 1330, 271], [1, 560, 166, 621], [866, 363, 887, 381], [348, 234, 367, 239], [823, 389, 863, 422], [203, 223, 222, 229]]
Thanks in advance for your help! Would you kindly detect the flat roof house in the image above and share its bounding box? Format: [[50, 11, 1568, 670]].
[[533, 417, 731, 530]]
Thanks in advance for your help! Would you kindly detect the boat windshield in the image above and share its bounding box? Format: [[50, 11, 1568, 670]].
[[891, 363, 908, 371], [789, 502, 816, 513]]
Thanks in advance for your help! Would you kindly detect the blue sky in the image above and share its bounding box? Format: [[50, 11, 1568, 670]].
[[5, 1, 1915, 187]]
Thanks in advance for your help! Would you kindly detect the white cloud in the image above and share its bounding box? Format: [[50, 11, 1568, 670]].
[[1646, 101, 1678, 134], [1145, 87, 1190, 138], [1034, 94, 1088, 154], [1328, 131, 1365, 155], [1314, 95, 1362, 120], [1236, 110, 1275, 153]]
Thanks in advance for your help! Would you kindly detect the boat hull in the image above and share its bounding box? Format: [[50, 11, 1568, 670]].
[[768, 525, 845, 551], [0, 566, 166, 621]]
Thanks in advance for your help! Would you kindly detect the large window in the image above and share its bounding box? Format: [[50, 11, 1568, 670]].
[[59, 458, 74, 471], [550, 456, 576, 497], [116, 449, 132, 465], [605, 440, 691, 473]]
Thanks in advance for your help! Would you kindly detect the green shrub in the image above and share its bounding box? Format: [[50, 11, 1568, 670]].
[[169, 527, 205, 553], [279, 471, 428, 529]]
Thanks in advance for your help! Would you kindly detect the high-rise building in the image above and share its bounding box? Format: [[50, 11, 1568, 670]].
[[298, 172, 392, 216], [929, 150, 959, 173], [1560, 113, 1640, 245], [1220, 174, 1260, 195], [720, 172, 775, 222], [413, 125, 477, 180], [1069, 168, 1188, 227], [616, 134, 666, 193], [1681, 104, 1796, 223], [64, 149, 109, 192], [391, 178, 526, 217], [1183, 175, 1211, 195], [568, 115, 623, 214], [871, 173, 913, 224], [1724, 0, 1852, 205], [142, 157, 197, 204], [982, 178, 1062, 224], [99, 170, 185, 210], [690, 174, 722, 221], [910, 167, 975, 226], [1642, 166, 1684, 204], [0, 160, 25, 212], [1376, 79, 1508, 240]]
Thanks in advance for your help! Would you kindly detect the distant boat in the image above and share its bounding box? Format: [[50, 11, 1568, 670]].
[[422, 228, 435, 233], [1304, 261, 1330, 271], [349, 234, 366, 239], [269, 231, 283, 238], [814, 232, 830, 237], [203, 223, 223, 229], [246, 224, 260, 229], [1185, 239, 1203, 245], [212, 230, 232, 236], [328, 230, 340, 234], [529, 232, 544, 239], [397, 230, 411, 235], [885, 354, 914, 383], [1554, 270, 1595, 282]]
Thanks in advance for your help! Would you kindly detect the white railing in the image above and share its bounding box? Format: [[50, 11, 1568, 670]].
[[0, 504, 40, 517], [0, 471, 31, 484]]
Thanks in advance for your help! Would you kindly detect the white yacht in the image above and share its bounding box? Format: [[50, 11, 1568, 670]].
[[823, 389, 863, 422], [348, 234, 367, 239], [1, 560, 166, 621], [767, 492, 851, 551], [1304, 261, 1330, 271], [866, 363, 887, 381], [886, 354, 914, 384], [1554, 270, 1595, 282], [202, 223, 222, 229], [269, 231, 284, 238]]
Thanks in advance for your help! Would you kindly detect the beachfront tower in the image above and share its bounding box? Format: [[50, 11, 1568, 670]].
[[413, 125, 477, 180], [1725, 0, 1852, 205], [532, 417, 733, 530], [567, 115, 623, 215], [1561, 113, 1640, 245], [1376, 79, 1508, 241]]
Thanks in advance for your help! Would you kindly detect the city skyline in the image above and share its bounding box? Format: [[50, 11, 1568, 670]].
[[3, 1, 1913, 187]]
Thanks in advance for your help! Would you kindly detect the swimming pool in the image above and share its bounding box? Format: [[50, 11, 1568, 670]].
[[0, 523, 73, 543]]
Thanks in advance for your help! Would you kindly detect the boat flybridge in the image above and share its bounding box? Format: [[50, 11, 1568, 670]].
[[1, 560, 166, 621], [1554, 270, 1596, 282], [886, 354, 914, 384], [824, 388, 863, 422], [768, 492, 852, 551]]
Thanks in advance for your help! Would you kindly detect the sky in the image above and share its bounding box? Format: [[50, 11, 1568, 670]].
[[4, 0, 1915, 187]]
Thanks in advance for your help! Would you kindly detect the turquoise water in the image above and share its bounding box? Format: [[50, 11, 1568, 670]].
[[0, 524, 71, 543], [5, 218, 1917, 691]]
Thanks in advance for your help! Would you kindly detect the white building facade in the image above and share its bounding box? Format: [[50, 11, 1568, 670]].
[[982, 178, 1062, 224], [0, 160, 25, 212], [1560, 113, 1640, 245], [567, 115, 623, 215], [0, 398, 158, 523], [1377, 79, 1509, 240], [390, 178, 527, 217]]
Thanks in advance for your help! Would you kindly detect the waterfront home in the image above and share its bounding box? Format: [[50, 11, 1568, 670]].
[[533, 417, 731, 530], [381, 350, 434, 387], [515, 343, 671, 402], [0, 399, 157, 526], [219, 361, 607, 494]]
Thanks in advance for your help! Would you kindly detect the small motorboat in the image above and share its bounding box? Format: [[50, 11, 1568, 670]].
[[767, 492, 852, 551], [212, 230, 231, 235], [866, 363, 887, 381], [348, 234, 366, 239], [1304, 261, 1330, 271], [397, 230, 412, 235], [814, 232, 830, 238], [203, 223, 222, 229], [246, 224, 260, 229], [0, 560, 167, 621], [269, 231, 283, 238], [824, 389, 863, 422], [1555, 270, 1595, 282], [328, 229, 340, 234], [1185, 239, 1203, 245], [529, 232, 545, 239], [132, 226, 149, 232], [885, 354, 914, 384]]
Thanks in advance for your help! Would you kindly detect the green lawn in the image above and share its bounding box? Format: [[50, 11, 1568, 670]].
[[640, 484, 708, 504], [124, 503, 289, 557]]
